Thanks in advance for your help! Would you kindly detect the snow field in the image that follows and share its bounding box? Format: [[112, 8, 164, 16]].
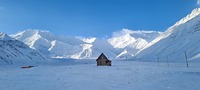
[[0, 60, 200, 90]]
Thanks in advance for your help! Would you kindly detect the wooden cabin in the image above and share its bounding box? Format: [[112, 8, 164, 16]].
[[96, 53, 111, 66]]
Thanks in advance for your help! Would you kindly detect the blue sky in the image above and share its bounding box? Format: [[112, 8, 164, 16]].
[[0, 0, 199, 37]]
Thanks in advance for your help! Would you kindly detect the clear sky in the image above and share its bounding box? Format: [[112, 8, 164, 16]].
[[0, 0, 199, 37]]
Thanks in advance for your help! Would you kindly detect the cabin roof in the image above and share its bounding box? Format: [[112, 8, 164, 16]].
[[96, 53, 109, 61]]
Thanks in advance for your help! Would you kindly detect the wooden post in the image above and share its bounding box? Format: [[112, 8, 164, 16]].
[[166, 56, 169, 66], [157, 57, 160, 65], [184, 51, 189, 68]]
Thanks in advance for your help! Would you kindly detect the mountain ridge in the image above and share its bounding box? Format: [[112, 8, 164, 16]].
[[11, 29, 161, 59]]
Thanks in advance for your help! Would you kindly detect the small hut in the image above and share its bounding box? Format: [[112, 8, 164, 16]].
[[96, 53, 111, 66]]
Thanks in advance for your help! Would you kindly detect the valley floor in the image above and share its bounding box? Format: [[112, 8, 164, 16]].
[[0, 60, 200, 90]]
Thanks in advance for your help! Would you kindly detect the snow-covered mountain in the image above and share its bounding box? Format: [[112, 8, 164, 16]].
[[108, 29, 161, 58], [0, 32, 50, 65], [11, 29, 161, 59], [134, 8, 200, 62], [11, 30, 117, 59]]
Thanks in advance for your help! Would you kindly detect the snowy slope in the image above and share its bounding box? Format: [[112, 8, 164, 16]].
[[0, 32, 50, 65], [108, 29, 161, 58], [135, 8, 200, 61]]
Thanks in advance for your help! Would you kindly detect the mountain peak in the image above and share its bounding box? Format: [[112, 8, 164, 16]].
[[0, 32, 13, 41], [173, 8, 200, 27], [11, 29, 55, 41]]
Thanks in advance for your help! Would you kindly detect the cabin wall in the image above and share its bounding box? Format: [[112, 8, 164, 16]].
[[97, 59, 111, 66], [106, 61, 111, 66], [97, 61, 107, 66]]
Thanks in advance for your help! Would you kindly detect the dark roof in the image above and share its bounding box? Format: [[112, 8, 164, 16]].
[[96, 53, 109, 61]]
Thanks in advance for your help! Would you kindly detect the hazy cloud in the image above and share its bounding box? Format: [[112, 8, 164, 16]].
[[112, 29, 133, 37], [197, 0, 200, 6]]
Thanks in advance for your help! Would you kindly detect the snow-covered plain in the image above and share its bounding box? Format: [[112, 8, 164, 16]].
[[0, 60, 200, 90]]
